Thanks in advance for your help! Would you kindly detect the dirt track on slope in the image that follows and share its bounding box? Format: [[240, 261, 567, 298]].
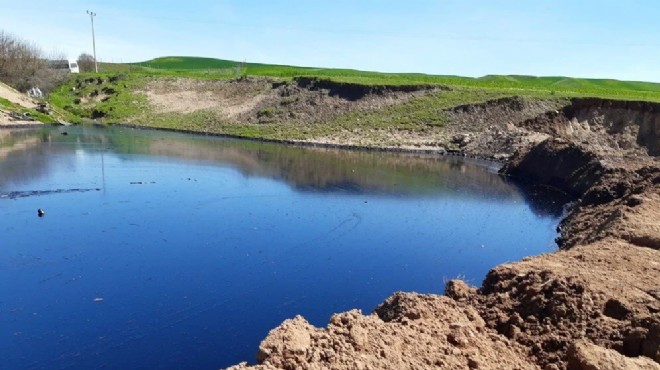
[[0, 81, 43, 126], [0, 81, 37, 109], [227, 97, 660, 370]]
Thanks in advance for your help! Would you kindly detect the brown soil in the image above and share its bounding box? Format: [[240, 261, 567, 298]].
[[136, 77, 657, 163], [0, 81, 43, 127], [230, 294, 537, 370], [0, 81, 38, 109], [458, 238, 660, 368], [226, 96, 660, 370], [139, 77, 435, 125]]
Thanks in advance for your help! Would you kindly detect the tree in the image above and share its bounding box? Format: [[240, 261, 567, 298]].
[[0, 30, 45, 91], [0, 30, 68, 93], [77, 53, 95, 72]]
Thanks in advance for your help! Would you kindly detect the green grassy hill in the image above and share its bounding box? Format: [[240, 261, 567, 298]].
[[126, 56, 660, 102]]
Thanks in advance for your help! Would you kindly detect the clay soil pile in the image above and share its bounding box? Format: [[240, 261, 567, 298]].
[[227, 97, 660, 370]]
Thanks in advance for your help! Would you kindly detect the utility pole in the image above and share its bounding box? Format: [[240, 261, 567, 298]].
[[86, 10, 98, 73]]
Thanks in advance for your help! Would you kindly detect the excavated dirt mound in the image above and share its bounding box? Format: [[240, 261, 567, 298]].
[[450, 239, 660, 368], [228, 293, 537, 370], [227, 96, 660, 370], [557, 165, 660, 249]]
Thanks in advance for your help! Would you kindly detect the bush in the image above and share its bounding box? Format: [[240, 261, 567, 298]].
[[0, 30, 69, 93], [77, 53, 95, 72]]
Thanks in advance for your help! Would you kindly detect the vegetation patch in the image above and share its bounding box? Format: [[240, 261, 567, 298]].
[[0, 96, 58, 124], [330, 88, 511, 131], [49, 73, 150, 123]]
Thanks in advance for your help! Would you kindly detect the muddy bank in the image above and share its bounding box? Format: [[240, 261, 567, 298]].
[[226, 97, 660, 370]]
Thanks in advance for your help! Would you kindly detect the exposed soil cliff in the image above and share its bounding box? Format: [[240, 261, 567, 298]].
[[293, 77, 440, 101], [227, 97, 660, 370], [138, 76, 436, 126]]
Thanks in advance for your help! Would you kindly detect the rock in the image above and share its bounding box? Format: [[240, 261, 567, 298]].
[[604, 298, 632, 320], [349, 324, 369, 349], [256, 315, 313, 366], [451, 133, 473, 147], [36, 103, 50, 114], [567, 340, 660, 370], [493, 153, 510, 161], [445, 279, 476, 302]]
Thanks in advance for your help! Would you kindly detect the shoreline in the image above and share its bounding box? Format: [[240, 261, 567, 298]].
[[219, 98, 659, 369], [113, 122, 508, 165], [5, 79, 659, 368]]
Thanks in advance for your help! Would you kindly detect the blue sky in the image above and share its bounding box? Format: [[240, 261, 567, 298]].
[[2, 0, 659, 82]]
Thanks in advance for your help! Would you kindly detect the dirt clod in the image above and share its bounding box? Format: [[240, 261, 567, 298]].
[[567, 340, 660, 370]]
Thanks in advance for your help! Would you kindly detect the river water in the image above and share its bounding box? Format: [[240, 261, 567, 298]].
[[0, 126, 568, 369]]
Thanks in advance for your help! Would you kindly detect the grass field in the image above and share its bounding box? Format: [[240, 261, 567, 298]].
[[0, 97, 59, 124], [128, 56, 660, 102]]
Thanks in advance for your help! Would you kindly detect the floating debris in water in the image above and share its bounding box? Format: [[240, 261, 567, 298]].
[[2, 188, 101, 200], [94, 298, 104, 302], [37, 209, 45, 217]]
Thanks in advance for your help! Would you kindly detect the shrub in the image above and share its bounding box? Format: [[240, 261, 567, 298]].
[[77, 53, 95, 72], [0, 30, 69, 93]]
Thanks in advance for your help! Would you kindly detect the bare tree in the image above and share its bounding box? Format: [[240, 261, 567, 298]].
[[0, 30, 68, 93], [77, 53, 95, 72]]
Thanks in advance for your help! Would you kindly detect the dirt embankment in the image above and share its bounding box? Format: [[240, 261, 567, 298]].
[[140, 76, 437, 125], [0, 81, 44, 127], [227, 97, 660, 370], [135, 76, 569, 154]]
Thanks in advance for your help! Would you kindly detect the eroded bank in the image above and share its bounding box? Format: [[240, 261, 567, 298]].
[[227, 96, 660, 370]]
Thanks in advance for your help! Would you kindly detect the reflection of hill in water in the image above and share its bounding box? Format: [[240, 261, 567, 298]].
[[112, 129, 518, 201], [0, 126, 569, 217], [0, 129, 73, 189]]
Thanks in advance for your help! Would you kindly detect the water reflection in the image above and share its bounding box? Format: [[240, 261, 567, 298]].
[[2, 126, 526, 200], [0, 130, 62, 188]]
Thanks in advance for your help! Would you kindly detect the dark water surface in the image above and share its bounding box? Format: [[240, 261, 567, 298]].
[[0, 126, 568, 369]]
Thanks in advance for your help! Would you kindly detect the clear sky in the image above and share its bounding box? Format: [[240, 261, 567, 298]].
[[2, 0, 659, 82]]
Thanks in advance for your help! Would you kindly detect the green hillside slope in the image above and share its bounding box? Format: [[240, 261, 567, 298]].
[[128, 56, 660, 102]]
